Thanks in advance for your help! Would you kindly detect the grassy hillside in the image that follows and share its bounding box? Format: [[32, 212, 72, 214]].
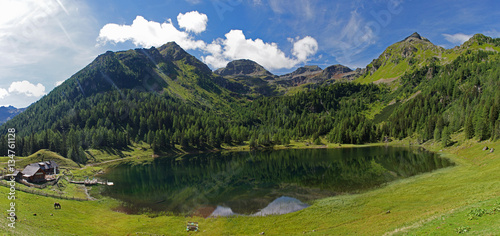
[[11, 149, 80, 169], [1, 139, 499, 235], [356, 33, 500, 85]]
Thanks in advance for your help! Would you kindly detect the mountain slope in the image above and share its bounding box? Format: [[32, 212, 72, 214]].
[[356, 32, 444, 84], [1, 33, 499, 164], [213, 59, 279, 97], [0, 106, 25, 125], [357, 32, 500, 84], [0, 42, 243, 162]]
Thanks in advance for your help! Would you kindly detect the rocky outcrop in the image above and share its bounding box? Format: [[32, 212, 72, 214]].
[[276, 66, 323, 86], [402, 32, 431, 43], [321, 64, 353, 79], [214, 59, 273, 77], [281, 65, 322, 78], [158, 42, 212, 74]]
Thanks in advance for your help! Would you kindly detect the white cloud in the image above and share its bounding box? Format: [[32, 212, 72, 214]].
[[97, 15, 206, 50], [484, 30, 500, 38], [329, 11, 376, 66], [55, 80, 65, 86], [268, 0, 315, 20], [177, 11, 208, 34], [291, 36, 318, 62], [202, 41, 228, 69], [8, 81, 46, 97], [98, 15, 319, 71], [0, 88, 8, 99], [0, 0, 97, 107], [184, 0, 201, 4], [442, 33, 473, 45], [202, 30, 318, 70]]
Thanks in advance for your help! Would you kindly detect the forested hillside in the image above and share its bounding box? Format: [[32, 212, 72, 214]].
[[1, 33, 499, 164]]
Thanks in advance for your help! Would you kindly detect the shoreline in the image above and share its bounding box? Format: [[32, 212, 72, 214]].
[[1, 138, 499, 235]]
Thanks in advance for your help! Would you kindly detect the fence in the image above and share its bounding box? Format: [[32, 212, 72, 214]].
[[0, 179, 89, 201], [18, 175, 62, 189]]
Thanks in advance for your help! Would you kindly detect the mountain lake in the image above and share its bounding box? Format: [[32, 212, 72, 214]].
[[100, 146, 454, 217]]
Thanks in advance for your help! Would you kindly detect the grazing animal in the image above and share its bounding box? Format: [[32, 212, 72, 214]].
[[54, 202, 61, 209]]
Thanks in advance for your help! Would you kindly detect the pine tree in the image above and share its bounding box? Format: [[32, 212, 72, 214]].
[[442, 127, 450, 147], [465, 116, 474, 139]]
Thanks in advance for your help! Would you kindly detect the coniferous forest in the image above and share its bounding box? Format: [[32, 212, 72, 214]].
[[1, 34, 499, 164]]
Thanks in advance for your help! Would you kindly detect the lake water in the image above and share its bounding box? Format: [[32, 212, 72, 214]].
[[101, 146, 453, 217]]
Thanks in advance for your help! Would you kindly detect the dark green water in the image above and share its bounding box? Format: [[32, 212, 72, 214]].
[[101, 147, 453, 216]]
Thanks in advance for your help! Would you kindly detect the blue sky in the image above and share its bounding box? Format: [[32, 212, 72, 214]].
[[1, 0, 499, 107]]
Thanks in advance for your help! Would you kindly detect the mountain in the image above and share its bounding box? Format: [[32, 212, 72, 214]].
[[0, 106, 25, 125], [276, 64, 358, 87], [214, 60, 358, 96], [356, 32, 445, 84], [1, 33, 499, 163], [214, 59, 273, 77], [320, 64, 355, 79], [0, 41, 239, 162], [275, 65, 323, 86], [213, 59, 279, 97], [357, 32, 500, 85]]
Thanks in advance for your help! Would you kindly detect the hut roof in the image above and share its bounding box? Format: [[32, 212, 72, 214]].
[[21, 165, 41, 177], [29, 160, 58, 171]]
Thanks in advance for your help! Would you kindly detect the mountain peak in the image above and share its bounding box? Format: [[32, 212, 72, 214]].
[[158, 42, 187, 60], [0, 105, 25, 125], [402, 32, 431, 43], [157, 42, 211, 74], [322, 64, 353, 79], [285, 65, 322, 77], [214, 59, 273, 77], [463, 33, 492, 45], [408, 32, 422, 39]]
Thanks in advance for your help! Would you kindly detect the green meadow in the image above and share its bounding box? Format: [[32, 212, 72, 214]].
[[0, 138, 499, 235]]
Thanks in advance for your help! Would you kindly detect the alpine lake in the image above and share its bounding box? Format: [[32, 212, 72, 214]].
[[100, 146, 454, 217]]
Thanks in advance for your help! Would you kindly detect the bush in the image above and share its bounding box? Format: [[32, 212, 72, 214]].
[[456, 226, 470, 234]]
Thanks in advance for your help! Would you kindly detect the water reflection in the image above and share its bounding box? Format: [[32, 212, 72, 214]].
[[209, 196, 309, 217], [101, 147, 453, 216]]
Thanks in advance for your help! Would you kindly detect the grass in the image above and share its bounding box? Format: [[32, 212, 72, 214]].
[[5, 149, 80, 170], [404, 197, 500, 235], [362, 100, 386, 120], [357, 60, 410, 84], [0, 138, 499, 235]]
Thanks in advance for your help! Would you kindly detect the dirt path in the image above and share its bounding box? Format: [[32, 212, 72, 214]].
[[82, 185, 97, 201]]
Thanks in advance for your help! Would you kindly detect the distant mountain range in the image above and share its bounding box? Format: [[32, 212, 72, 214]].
[[0, 106, 25, 125]]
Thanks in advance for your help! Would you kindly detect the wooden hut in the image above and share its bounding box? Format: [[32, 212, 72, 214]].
[[21, 165, 45, 183]]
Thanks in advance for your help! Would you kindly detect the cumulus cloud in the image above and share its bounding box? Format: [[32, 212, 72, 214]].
[[97, 14, 319, 71], [442, 33, 473, 45], [0, 88, 8, 99], [0, 0, 97, 107], [202, 30, 318, 70], [97, 15, 206, 50], [8, 80, 46, 97], [177, 11, 208, 34], [291, 36, 319, 62]]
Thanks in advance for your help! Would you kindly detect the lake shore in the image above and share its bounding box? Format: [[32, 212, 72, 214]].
[[1, 137, 499, 235]]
